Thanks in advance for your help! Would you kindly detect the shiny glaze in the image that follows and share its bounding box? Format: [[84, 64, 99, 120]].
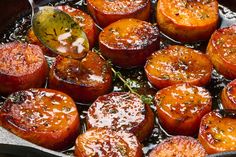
[[54, 52, 109, 85], [27, 28, 56, 57], [56, 5, 97, 48], [32, 6, 89, 60], [198, 110, 236, 154], [75, 128, 143, 157], [156, 0, 218, 42], [0, 42, 45, 76], [149, 136, 207, 157], [87, 92, 154, 141], [48, 51, 112, 103], [161, 0, 218, 26], [221, 79, 236, 109], [99, 18, 160, 68], [0, 0, 235, 156], [87, 0, 151, 27], [100, 19, 159, 50], [207, 25, 236, 79], [155, 83, 212, 135], [145, 45, 213, 89], [88, 0, 148, 14], [0, 42, 48, 95], [0, 88, 80, 150], [28, 5, 97, 56], [87, 92, 145, 130]]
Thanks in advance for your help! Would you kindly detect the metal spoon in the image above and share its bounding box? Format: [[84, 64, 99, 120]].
[[32, 6, 89, 60]]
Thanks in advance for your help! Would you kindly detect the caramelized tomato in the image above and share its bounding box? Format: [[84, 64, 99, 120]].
[[87, 0, 151, 27], [0, 42, 48, 96], [87, 92, 154, 142], [48, 51, 112, 103], [75, 128, 143, 157], [199, 110, 236, 154], [145, 45, 213, 89], [155, 83, 212, 136], [207, 25, 236, 79], [0, 88, 80, 150], [149, 136, 207, 157], [156, 0, 219, 42], [27, 5, 98, 56], [99, 18, 160, 68], [221, 79, 236, 109]]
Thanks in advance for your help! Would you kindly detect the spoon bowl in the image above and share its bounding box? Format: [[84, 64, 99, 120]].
[[32, 6, 89, 60]]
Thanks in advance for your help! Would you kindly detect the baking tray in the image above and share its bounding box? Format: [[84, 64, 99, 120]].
[[0, 0, 236, 156]]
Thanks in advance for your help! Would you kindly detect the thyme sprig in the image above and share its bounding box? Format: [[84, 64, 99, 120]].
[[92, 48, 153, 105]]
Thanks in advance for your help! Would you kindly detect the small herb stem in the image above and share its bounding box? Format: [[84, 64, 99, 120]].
[[92, 48, 153, 105], [111, 68, 139, 96]]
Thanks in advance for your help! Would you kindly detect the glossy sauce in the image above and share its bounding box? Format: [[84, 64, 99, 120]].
[[75, 128, 142, 157], [100, 18, 159, 50], [87, 0, 148, 14], [1, 88, 78, 132], [0, 0, 235, 156], [155, 83, 211, 118], [0, 42, 45, 76], [226, 81, 236, 104], [147, 46, 211, 80], [149, 136, 207, 157], [199, 110, 236, 153], [87, 92, 145, 130], [212, 25, 236, 64], [161, 0, 218, 26], [53, 52, 109, 85], [145, 45, 212, 88]]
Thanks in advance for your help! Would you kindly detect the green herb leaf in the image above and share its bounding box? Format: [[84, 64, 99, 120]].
[[141, 95, 154, 105]]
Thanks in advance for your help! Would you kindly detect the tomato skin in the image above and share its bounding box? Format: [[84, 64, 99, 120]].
[[87, 0, 151, 27], [0, 42, 48, 96], [99, 18, 160, 68], [0, 88, 80, 150]]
